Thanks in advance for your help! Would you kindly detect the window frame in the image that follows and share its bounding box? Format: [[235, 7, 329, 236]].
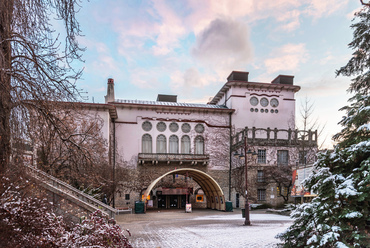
[[277, 150, 289, 165], [141, 134, 152, 153], [257, 189, 266, 201], [169, 135, 179, 154], [257, 170, 265, 183], [194, 135, 204, 154], [257, 149, 266, 164], [156, 134, 167, 153], [181, 135, 191, 154]]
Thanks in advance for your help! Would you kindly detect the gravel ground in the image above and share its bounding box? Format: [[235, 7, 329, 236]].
[[116, 209, 293, 248]]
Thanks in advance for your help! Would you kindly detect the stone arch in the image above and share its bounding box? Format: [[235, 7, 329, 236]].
[[142, 168, 225, 211]]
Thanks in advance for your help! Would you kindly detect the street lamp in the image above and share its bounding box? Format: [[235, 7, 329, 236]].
[[234, 137, 257, 226]]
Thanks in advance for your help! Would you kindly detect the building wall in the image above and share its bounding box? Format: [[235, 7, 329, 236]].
[[113, 107, 230, 169], [96, 72, 315, 209]]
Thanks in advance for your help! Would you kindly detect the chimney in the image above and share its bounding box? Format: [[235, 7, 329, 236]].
[[156, 94, 177, 102], [271, 75, 294, 85], [105, 78, 115, 103], [227, 71, 249, 82]]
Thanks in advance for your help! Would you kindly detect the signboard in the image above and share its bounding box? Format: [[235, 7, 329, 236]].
[[291, 165, 317, 197], [196, 195, 204, 202], [186, 204, 192, 213]]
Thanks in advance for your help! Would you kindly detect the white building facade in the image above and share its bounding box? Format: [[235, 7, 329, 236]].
[[93, 71, 317, 210]]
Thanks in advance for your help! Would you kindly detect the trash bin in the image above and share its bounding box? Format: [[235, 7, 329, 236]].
[[241, 208, 245, 218], [135, 201, 145, 214], [225, 201, 233, 212]]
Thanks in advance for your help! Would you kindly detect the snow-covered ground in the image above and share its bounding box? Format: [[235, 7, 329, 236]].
[[118, 211, 293, 248]]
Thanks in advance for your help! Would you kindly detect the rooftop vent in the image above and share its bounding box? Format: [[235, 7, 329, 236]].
[[157, 94, 177, 102], [227, 71, 249, 82], [271, 75, 294, 85]]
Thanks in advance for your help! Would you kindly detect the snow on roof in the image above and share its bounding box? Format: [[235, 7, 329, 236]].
[[114, 99, 229, 109]]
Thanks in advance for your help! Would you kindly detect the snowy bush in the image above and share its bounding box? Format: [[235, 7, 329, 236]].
[[65, 210, 132, 247], [0, 177, 132, 248]]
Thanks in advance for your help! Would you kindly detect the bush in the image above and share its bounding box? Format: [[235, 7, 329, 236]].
[[0, 177, 132, 248]]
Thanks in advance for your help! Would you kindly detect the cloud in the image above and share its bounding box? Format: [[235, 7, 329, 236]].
[[276, 10, 301, 32], [192, 18, 253, 72], [170, 68, 215, 96], [264, 43, 308, 74], [305, 0, 349, 19]]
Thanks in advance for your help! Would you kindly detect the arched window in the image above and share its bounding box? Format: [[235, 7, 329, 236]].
[[169, 135, 179, 153], [156, 135, 167, 153], [195, 136, 204, 154], [181, 135, 191, 154], [142, 134, 152, 153]]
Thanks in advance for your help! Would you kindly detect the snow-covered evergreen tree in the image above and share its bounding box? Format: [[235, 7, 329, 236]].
[[277, 5, 370, 248]]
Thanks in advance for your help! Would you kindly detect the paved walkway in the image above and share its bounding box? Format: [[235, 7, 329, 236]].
[[116, 209, 293, 248]]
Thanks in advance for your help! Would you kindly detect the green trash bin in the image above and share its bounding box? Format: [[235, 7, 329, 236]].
[[135, 201, 145, 214], [225, 201, 233, 212], [241, 208, 245, 218]]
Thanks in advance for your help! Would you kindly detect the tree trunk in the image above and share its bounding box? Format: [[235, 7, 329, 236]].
[[0, 0, 13, 174]]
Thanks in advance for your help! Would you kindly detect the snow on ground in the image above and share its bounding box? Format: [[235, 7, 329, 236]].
[[120, 211, 293, 248]]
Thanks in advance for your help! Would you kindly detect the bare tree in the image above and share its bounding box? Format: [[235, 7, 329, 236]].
[[0, 0, 84, 174], [263, 98, 321, 203]]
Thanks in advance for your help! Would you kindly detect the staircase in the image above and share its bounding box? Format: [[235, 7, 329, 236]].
[[25, 165, 119, 219]]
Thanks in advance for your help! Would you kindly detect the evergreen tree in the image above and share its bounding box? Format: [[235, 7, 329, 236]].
[[277, 5, 370, 248]]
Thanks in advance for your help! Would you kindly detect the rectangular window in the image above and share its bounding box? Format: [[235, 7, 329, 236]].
[[277, 150, 289, 165], [125, 194, 130, 200], [299, 151, 307, 165], [257, 170, 265, 182], [257, 189, 266, 201], [257, 149, 266, 164]]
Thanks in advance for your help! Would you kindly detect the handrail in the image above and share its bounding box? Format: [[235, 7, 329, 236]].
[[25, 165, 119, 218]]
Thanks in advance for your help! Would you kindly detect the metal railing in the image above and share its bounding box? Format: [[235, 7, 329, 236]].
[[25, 165, 123, 218], [138, 153, 209, 164]]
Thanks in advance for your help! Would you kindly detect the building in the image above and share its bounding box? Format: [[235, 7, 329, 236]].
[[89, 71, 317, 210]]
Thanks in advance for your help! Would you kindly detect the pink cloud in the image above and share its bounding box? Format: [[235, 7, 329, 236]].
[[264, 43, 308, 74]]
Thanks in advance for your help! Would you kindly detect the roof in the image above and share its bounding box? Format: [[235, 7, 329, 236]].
[[113, 99, 230, 110], [208, 80, 301, 105]]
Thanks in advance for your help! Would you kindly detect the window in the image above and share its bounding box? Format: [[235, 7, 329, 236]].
[[257, 149, 266, 163], [156, 135, 166, 153], [195, 136, 204, 154], [142, 121, 152, 131], [125, 194, 130, 200], [156, 122, 166, 132], [277, 150, 289, 165], [169, 122, 179, 132], [195, 123, 205, 133], [181, 123, 191, 133], [257, 170, 265, 183], [277, 186, 289, 196], [181, 135, 191, 154], [257, 189, 266, 201], [142, 134, 152, 153], [169, 135, 179, 153], [299, 151, 307, 165]]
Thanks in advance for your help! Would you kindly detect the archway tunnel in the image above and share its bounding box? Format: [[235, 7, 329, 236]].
[[142, 168, 225, 211]]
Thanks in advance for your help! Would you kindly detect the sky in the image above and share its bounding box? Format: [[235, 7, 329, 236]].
[[71, 0, 363, 149]]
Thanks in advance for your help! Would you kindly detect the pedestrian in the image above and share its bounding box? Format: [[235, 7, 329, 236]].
[[102, 194, 107, 204]]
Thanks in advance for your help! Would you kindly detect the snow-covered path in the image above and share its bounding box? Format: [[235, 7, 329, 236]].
[[117, 209, 292, 248]]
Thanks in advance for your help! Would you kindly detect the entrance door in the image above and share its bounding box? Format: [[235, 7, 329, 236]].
[[236, 193, 240, 208], [169, 195, 178, 208], [181, 195, 186, 208], [157, 195, 166, 208]]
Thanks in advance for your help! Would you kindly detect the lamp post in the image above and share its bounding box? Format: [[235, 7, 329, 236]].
[[234, 137, 257, 226]]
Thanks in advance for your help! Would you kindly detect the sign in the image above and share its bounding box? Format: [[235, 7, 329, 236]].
[[141, 194, 150, 201], [186, 204, 192, 213], [196, 195, 204, 202]]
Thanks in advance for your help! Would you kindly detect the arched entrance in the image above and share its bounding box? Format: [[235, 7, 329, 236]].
[[142, 168, 225, 211]]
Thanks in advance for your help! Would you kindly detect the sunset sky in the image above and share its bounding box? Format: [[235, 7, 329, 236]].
[[72, 0, 362, 148]]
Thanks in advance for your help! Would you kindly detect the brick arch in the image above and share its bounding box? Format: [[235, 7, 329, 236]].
[[142, 168, 225, 211]]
